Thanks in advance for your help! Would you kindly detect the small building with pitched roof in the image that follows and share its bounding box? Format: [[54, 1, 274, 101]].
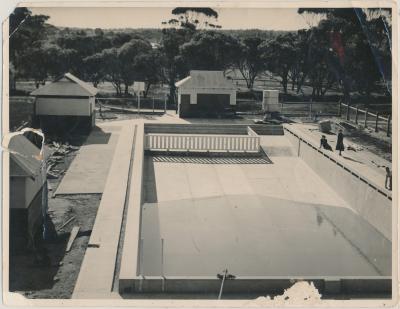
[[175, 70, 237, 118], [5, 132, 48, 252], [30, 73, 98, 133]]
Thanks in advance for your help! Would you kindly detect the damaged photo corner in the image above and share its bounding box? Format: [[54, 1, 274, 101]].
[[1, 0, 398, 307]]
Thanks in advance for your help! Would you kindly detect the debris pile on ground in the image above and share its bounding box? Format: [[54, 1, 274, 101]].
[[46, 142, 80, 179], [318, 119, 331, 133], [347, 143, 364, 152]]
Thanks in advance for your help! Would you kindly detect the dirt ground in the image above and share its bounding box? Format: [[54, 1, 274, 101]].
[[9, 136, 101, 299]]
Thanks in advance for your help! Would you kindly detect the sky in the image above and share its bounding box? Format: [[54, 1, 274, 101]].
[[29, 7, 318, 30]]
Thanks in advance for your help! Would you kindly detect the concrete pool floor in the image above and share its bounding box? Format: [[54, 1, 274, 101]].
[[140, 135, 391, 278]]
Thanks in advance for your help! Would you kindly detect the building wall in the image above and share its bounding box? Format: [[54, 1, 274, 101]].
[[178, 88, 236, 117], [178, 88, 236, 105], [36, 96, 92, 116], [25, 171, 46, 209], [10, 177, 26, 209], [10, 187, 44, 252]]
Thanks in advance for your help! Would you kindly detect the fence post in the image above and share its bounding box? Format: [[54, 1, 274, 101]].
[[387, 115, 391, 137], [364, 108, 368, 128], [164, 95, 167, 114], [138, 93, 141, 114], [346, 103, 350, 121], [297, 138, 301, 157], [338, 102, 342, 117], [355, 107, 359, 124], [152, 97, 155, 113], [375, 112, 379, 132]]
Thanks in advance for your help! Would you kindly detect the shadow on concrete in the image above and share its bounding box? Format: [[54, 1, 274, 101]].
[[149, 155, 272, 165], [342, 156, 364, 164], [144, 157, 158, 203], [84, 127, 112, 145]]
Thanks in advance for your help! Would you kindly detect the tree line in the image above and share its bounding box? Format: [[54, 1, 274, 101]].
[[10, 7, 391, 104]]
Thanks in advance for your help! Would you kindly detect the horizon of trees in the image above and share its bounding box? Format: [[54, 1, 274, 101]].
[[9, 7, 391, 104]]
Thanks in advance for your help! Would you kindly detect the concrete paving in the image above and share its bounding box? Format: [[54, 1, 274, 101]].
[[73, 123, 136, 298], [55, 124, 121, 195], [286, 123, 391, 189], [139, 139, 391, 278]]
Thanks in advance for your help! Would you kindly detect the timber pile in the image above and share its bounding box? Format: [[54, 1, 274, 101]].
[[46, 142, 80, 179]]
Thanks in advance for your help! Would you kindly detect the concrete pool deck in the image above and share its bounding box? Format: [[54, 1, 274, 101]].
[[55, 123, 122, 195]]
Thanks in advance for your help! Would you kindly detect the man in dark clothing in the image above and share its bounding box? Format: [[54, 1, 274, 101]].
[[336, 129, 345, 156], [320, 135, 332, 151]]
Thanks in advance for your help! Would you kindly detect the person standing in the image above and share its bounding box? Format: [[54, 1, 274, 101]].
[[385, 167, 392, 191], [336, 129, 345, 156]]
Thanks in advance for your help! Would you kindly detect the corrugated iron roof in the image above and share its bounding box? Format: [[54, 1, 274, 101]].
[[30, 73, 98, 97], [175, 71, 236, 90]]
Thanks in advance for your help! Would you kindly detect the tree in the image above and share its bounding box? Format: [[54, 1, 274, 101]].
[[83, 53, 106, 87], [9, 8, 49, 90], [163, 7, 220, 30], [117, 38, 153, 95], [180, 31, 240, 71], [261, 33, 297, 94], [133, 50, 164, 97], [298, 8, 391, 101], [234, 37, 266, 90], [159, 28, 192, 104], [90, 47, 123, 95]]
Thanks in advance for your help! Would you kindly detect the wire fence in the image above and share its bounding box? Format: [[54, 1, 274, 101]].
[[96, 96, 168, 113], [236, 100, 340, 117]]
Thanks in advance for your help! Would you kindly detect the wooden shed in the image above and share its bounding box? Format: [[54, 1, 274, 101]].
[[30, 73, 98, 134], [6, 133, 47, 252], [175, 71, 237, 118]]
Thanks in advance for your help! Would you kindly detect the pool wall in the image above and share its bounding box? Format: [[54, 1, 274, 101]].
[[284, 125, 392, 241], [119, 123, 145, 292], [120, 275, 390, 295], [118, 123, 392, 296]]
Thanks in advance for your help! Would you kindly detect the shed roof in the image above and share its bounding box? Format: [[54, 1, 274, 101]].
[[175, 71, 236, 90], [5, 133, 42, 177], [30, 73, 98, 97]]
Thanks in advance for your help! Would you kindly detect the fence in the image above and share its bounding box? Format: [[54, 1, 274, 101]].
[[340, 103, 391, 136], [281, 102, 339, 117], [236, 100, 340, 117], [145, 133, 260, 153], [96, 96, 168, 114]]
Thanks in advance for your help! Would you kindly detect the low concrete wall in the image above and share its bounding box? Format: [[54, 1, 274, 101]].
[[120, 275, 390, 295], [284, 126, 392, 241], [119, 123, 145, 293]]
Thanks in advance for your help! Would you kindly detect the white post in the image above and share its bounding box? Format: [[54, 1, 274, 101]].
[[138, 238, 144, 292], [161, 238, 166, 292], [139, 238, 144, 275], [218, 269, 228, 300], [138, 92, 141, 114], [161, 238, 164, 277]]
